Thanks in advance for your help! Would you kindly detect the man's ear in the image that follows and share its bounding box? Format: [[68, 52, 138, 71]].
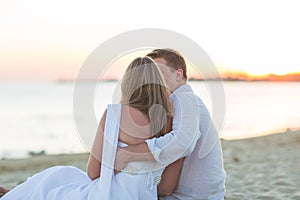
[[176, 69, 184, 82]]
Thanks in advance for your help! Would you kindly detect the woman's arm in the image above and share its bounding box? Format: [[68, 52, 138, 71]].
[[87, 109, 107, 180], [158, 158, 184, 196]]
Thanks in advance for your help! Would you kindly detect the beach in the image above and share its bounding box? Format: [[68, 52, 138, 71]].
[[223, 129, 300, 199], [1, 129, 300, 199]]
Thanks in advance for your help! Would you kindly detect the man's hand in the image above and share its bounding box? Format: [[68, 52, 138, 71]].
[[114, 142, 155, 174], [114, 146, 130, 172]]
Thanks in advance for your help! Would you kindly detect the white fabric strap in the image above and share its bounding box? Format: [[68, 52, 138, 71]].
[[99, 104, 121, 199]]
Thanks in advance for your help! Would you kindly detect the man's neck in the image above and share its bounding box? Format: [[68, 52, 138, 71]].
[[172, 81, 186, 92]]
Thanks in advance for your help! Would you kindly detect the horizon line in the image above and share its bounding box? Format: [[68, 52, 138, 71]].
[[54, 71, 300, 82]]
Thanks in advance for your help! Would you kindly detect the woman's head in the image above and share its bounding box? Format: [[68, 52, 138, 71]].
[[120, 57, 172, 137]]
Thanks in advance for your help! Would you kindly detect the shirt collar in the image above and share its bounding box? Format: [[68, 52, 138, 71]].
[[170, 83, 193, 98]]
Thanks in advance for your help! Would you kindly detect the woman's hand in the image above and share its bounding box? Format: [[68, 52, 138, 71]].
[[0, 186, 10, 197], [158, 158, 184, 196]]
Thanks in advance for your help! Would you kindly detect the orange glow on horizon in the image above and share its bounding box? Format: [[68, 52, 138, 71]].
[[219, 71, 300, 82]]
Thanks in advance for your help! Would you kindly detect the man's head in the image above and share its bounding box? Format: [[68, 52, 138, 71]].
[[146, 48, 187, 92]]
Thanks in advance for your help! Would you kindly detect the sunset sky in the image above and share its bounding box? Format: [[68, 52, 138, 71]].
[[0, 0, 299, 81]]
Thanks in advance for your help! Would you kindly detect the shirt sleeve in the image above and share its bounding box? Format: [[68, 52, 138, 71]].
[[146, 91, 201, 165]]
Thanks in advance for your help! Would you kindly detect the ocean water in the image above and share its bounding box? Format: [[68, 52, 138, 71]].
[[0, 81, 299, 158]]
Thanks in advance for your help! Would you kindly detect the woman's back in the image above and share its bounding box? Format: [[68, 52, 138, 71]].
[[119, 105, 152, 145], [108, 105, 165, 199]]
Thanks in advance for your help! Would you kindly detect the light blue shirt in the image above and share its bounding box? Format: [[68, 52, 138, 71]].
[[146, 84, 226, 200]]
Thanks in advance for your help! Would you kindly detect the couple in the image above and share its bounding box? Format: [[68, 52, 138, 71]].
[[0, 49, 226, 200]]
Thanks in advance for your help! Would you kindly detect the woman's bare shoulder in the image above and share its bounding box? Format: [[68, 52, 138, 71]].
[[119, 105, 151, 144], [121, 105, 149, 126]]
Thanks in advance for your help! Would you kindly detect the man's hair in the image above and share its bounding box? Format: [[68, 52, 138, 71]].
[[146, 48, 187, 80]]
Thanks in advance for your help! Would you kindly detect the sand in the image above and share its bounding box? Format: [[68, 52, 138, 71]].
[[1, 130, 300, 199], [222, 129, 300, 199]]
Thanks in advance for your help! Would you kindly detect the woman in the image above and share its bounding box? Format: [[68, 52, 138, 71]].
[[1, 57, 183, 200]]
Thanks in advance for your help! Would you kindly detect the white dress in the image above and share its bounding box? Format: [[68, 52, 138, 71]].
[[2, 104, 164, 200]]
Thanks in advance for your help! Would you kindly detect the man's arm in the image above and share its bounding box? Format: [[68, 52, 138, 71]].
[[115, 91, 200, 169], [115, 142, 154, 171], [150, 93, 200, 164]]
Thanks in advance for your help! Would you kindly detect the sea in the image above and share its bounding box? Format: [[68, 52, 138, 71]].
[[0, 81, 299, 159]]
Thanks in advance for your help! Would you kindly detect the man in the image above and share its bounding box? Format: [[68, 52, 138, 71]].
[[116, 49, 226, 199]]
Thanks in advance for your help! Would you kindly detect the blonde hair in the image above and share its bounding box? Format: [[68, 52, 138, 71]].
[[120, 57, 172, 137]]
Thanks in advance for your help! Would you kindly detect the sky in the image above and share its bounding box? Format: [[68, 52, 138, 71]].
[[0, 0, 300, 80]]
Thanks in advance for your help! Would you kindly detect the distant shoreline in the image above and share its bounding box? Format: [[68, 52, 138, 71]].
[[55, 78, 300, 83], [54, 72, 300, 82]]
